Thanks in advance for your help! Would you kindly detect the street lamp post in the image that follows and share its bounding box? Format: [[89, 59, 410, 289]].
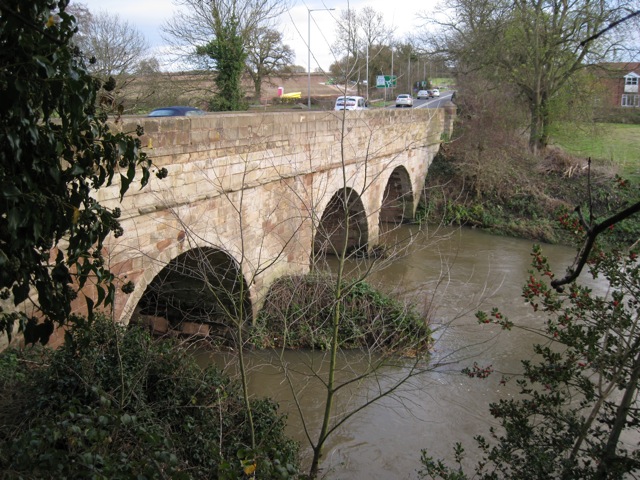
[[308, 7, 334, 110], [366, 43, 369, 102]]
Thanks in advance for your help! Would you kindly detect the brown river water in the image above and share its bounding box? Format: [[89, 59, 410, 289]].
[[196, 225, 608, 479]]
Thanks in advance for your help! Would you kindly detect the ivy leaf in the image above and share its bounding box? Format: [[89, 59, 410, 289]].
[[96, 285, 105, 307], [6, 208, 22, 232], [119, 173, 132, 200], [243, 463, 257, 475], [0, 184, 20, 198], [85, 295, 94, 318], [12, 282, 30, 306]]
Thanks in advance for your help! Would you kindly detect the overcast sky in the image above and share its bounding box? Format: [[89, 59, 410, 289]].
[[77, 0, 436, 72]]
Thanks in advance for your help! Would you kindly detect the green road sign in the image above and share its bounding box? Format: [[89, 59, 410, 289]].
[[376, 75, 397, 88]]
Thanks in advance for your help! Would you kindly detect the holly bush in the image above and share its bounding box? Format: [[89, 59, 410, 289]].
[[420, 203, 640, 479], [0, 0, 166, 341]]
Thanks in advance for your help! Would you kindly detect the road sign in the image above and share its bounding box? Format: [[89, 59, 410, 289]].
[[376, 75, 397, 88]]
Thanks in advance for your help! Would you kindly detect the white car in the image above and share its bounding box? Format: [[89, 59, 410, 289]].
[[334, 96, 368, 111], [431, 88, 440, 97], [417, 90, 430, 99], [395, 94, 414, 108]]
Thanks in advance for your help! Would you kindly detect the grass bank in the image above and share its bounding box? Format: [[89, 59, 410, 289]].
[[421, 121, 640, 246], [550, 122, 640, 180]]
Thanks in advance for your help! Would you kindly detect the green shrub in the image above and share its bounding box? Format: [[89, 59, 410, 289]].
[[0, 315, 299, 479], [254, 274, 431, 355], [423, 133, 640, 247]]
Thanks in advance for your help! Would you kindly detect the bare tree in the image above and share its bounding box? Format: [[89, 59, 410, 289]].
[[419, 0, 640, 154], [245, 27, 294, 102], [69, 4, 152, 112], [73, 8, 149, 78], [161, 0, 291, 99], [331, 6, 394, 95], [136, 58, 161, 76], [67, 1, 92, 41]]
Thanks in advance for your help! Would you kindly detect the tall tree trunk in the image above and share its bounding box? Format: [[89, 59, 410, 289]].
[[529, 93, 549, 154], [253, 74, 262, 102]]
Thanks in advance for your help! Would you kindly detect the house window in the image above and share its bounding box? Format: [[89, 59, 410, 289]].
[[621, 94, 640, 107], [624, 73, 640, 94]]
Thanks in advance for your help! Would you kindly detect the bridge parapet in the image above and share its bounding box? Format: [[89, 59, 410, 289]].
[[100, 108, 452, 216]]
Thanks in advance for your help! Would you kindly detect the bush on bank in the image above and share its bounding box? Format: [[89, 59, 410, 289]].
[[253, 274, 431, 356], [0, 315, 299, 479], [420, 126, 640, 246]]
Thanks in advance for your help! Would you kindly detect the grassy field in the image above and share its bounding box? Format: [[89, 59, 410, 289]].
[[431, 78, 455, 89], [550, 122, 640, 179]]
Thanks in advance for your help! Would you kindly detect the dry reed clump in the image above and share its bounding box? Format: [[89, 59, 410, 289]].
[[537, 147, 590, 177]]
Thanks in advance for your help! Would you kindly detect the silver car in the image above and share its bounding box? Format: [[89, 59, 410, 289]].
[[395, 94, 414, 108]]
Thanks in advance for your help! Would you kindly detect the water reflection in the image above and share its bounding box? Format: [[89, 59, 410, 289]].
[[196, 226, 596, 479]]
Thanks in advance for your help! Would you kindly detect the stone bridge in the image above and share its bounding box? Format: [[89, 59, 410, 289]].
[[96, 106, 455, 334]]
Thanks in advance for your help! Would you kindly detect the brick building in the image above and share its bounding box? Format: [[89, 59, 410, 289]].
[[595, 62, 640, 108]]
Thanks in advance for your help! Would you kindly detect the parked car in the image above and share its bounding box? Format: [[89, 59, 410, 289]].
[[431, 88, 440, 97], [395, 94, 414, 108], [334, 95, 368, 111], [148, 106, 206, 117], [417, 90, 430, 99]]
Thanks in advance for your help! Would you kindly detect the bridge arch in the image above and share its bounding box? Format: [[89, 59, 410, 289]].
[[313, 187, 369, 256], [379, 165, 415, 229], [123, 244, 252, 335]]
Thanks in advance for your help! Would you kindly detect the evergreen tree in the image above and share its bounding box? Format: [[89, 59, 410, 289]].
[[198, 14, 247, 111]]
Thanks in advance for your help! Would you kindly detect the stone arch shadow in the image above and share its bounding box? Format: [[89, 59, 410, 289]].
[[312, 187, 369, 257], [378, 165, 415, 231], [122, 244, 252, 339]]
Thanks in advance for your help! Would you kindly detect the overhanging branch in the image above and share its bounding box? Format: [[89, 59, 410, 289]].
[[579, 10, 640, 46], [551, 200, 640, 291]]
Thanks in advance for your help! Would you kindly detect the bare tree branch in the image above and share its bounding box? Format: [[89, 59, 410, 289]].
[[580, 9, 640, 46], [551, 200, 640, 291]]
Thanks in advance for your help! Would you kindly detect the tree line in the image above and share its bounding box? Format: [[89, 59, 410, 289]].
[[66, 0, 452, 112]]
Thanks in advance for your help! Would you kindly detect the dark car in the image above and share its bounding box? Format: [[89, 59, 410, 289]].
[[147, 106, 206, 117]]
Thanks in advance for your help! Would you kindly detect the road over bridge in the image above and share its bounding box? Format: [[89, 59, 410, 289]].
[[96, 106, 455, 335]]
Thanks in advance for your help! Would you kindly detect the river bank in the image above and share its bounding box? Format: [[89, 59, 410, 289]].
[[420, 141, 640, 247]]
